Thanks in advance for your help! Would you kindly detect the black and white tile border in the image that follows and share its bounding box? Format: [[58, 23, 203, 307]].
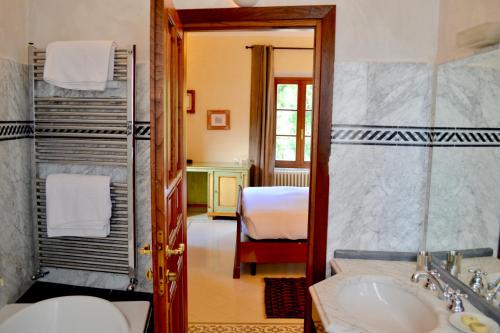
[[0, 121, 33, 141], [0, 121, 151, 141], [332, 124, 500, 147], [135, 121, 151, 140]]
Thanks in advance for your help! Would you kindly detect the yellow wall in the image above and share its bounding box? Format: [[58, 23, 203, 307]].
[[185, 32, 314, 163], [437, 0, 500, 63], [26, 0, 149, 63], [0, 0, 27, 63], [176, 0, 440, 63]]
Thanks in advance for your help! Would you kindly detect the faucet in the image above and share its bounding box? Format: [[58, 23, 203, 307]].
[[412, 270, 467, 312], [411, 270, 449, 300], [468, 268, 487, 294], [485, 281, 500, 305]]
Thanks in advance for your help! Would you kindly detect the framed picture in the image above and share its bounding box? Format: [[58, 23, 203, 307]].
[[186, 90, 195, 114], [207, 110, 230, 130]]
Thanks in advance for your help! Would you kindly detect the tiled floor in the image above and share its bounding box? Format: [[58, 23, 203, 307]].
[[187, 212, 305, 325]]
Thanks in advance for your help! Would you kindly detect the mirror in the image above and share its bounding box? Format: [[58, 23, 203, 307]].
[[426, 47, 500, 309]]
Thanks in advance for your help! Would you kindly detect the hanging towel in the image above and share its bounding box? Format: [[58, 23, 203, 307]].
[[43, 41, 117, 91], [46, 174, 112, 238]]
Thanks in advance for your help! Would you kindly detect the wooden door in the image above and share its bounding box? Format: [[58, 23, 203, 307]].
[[150, 1, 187, 333]]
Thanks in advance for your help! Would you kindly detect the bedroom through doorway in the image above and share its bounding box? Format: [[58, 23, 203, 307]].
[[184, 28, 315, 327]]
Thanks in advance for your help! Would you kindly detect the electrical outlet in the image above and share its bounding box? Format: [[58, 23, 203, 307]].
[[0, 278, 4, 287]]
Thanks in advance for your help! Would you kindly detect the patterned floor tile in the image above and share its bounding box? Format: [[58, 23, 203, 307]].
[[188, 323, 303, 333]]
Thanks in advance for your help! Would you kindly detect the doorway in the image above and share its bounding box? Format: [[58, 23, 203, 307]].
[[150, 4, 336, 333], [185, 28, 315, 327]]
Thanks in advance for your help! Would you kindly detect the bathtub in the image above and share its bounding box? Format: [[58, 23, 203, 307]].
[[0, 296, 150, 333]]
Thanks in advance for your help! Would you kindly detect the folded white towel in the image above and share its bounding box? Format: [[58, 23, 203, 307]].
[[46, 174, 112, 238], [43, 41, 117, 91]]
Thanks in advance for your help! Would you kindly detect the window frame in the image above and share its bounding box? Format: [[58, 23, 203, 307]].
[[274, 77, 313, 168]]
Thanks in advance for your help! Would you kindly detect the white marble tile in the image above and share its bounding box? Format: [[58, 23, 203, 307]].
[[435, 49, 500, 128], [366, 63, 433, 127], [0, 140, 33, 308], [38, 268, 131, 290], [426, 148, 500, 254], [135, 62, 150, 122], [135, 140, 152, 292], [327, 145, 430, 265], [332, 63, 368, 125], [0, 58, 29, 121]]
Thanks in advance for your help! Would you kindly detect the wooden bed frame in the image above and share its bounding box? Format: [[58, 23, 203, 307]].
[[233, 186, 308, 278]]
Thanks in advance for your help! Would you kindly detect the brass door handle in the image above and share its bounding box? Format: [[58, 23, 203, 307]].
[[166, 270, 177, 282], [166, 243, 185, 257], [139, 244, 153, 255]]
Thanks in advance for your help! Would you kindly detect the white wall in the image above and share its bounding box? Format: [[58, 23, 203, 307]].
[[437, 0, 500, 63], [27, 0, 149, 63], [186, 32, 314, 163], [0, 0, 28, 62], [175, 0, 440, 63]]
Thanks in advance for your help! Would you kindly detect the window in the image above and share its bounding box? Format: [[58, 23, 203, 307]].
[[275, 78, 313, 168]]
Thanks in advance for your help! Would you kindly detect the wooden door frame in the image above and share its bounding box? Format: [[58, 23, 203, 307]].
[[151, 3, 336, 333]]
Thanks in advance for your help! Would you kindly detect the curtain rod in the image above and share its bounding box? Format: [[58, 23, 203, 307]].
[[245, 46, 313, 50]]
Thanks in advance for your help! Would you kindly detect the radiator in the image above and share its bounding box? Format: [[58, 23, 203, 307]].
[[273, 168, 310, 187]]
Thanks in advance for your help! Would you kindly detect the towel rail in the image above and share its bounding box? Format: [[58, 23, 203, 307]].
[[32, 48, 129, 81], [30, 44, 136, 284]]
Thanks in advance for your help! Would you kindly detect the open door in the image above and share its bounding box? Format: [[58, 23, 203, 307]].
[[151, 3, 335, 333], [150, 1, 187, 332]]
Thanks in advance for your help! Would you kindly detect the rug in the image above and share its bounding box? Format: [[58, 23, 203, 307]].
[[188, 323, 303, 333], [264, 277, 306, 319]]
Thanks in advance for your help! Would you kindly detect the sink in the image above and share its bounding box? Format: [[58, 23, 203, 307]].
[[0, 296, 130, 333], [336, 277, 440, 333]]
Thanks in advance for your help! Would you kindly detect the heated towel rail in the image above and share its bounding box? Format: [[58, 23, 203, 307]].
[[29, 45, 137, 287]]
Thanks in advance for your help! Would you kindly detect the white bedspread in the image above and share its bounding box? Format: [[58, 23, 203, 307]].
[[241, 186, 309, 240]]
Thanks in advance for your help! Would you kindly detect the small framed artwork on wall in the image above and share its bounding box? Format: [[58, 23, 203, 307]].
[[207, 110, 230, 130], [186, 90, 195, 114]]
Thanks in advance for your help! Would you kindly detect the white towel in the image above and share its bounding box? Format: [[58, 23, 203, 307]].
[[43, 41, 117, 91], [46, 174, 112, 238]]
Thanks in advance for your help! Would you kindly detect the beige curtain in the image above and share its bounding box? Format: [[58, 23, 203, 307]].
[[249, 45, 275, 186]]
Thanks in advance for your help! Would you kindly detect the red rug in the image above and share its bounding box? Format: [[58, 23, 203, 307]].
[[264, 277, 306, 318]]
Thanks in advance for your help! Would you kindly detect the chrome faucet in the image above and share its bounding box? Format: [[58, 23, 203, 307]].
[[448, 290, 468, 313], [468, 268, 487, 294], [411, 270, 449, 300], [485, 281, 500, 305]]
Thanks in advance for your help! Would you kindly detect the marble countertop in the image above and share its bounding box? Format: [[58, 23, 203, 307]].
[[310, 259, 486, 333]]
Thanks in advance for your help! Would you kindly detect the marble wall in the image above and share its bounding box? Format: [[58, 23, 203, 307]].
[[426, 47, 500, 254], [326, 62, 434, 268], [328, 49, 500, 268], [0, 57, 33, 308]]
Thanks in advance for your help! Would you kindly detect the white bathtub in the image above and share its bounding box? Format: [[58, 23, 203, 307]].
[[0, 296, 150, 333]]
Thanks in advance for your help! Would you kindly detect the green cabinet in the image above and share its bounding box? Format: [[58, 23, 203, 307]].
[[187, 163, 250, 217]]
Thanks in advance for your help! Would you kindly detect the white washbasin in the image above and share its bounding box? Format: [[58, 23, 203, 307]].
[[0, 296, 130, 333], [336, 278, 439, 333]]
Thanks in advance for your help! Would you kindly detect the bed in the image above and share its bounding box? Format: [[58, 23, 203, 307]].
[[233, 186, 309, 278]]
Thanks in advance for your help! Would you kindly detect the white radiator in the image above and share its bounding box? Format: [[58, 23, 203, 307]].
[[273, 168, 310, 187]]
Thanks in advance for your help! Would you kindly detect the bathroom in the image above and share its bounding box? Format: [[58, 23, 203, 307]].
[[0, 0, 499, 333]]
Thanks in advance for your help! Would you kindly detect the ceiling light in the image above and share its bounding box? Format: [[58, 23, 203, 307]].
[[233, 0, 259, 7]]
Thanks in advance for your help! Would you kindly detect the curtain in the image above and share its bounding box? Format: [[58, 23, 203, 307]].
[[249, 45, 275, 186]]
